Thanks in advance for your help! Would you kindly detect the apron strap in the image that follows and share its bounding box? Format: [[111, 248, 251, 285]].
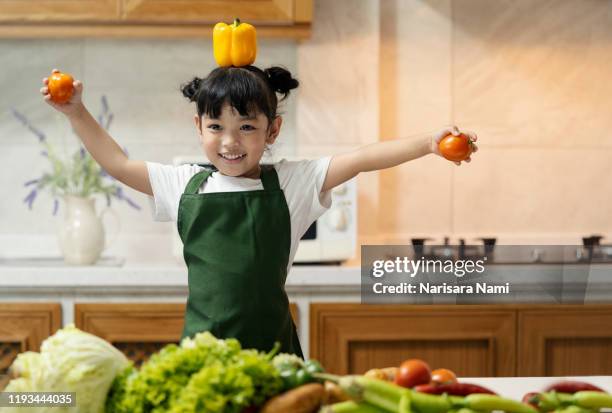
[[184, 166, 279, 194], [260, 165, 281, 191], [183, 169, 213, 194]]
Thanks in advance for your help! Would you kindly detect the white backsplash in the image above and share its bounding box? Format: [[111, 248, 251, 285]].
[[2, 0, 611, 262]]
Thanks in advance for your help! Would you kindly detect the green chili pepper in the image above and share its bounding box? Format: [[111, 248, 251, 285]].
[[554, 405, 599, 413], [573, 391, 612, 409], [465, 394, 538, 413], [411, 390, 452, 413], [535, 392, 580, 411]]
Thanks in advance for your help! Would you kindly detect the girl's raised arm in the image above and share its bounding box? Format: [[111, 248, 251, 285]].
[[41, 70, 153, 196], [321, 127, 478, 192]]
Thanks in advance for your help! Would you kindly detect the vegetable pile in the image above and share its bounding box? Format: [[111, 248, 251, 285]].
[[3, 329, 611, 413], [317, 358, 612, 413]]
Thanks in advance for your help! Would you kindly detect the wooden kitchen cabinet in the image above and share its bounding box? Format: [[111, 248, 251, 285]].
[[310, 304, 517, 377], [518, 305, 612, 376], [0, 0, 312, 39], [311, 303, 612, 377], [0, 303, 61, 389], [75, 303, 299, 366]]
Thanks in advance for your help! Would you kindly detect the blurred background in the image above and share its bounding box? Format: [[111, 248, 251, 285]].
[[2, 0, 611, 263]]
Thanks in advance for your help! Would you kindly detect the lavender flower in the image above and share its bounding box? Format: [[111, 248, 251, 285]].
[[101, 95, 109, 114], [24, 179, 39, 187], [11, 108, 46, 142], [105, 113, 114, 130], [123, 196, 141, 210], [23, 189, 37, 210], [52, 199, 59, 216]]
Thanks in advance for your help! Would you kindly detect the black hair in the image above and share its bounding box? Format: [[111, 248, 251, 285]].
[[180, 65, 299, 126]]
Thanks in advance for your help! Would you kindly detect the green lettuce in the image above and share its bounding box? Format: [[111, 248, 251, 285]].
[[105, 332, 283, 413]]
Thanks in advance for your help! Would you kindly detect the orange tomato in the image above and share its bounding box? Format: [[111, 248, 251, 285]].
[[48, 71, 74, 104], [431, 368, 457, 385], [394, 359, 431, 388], [438, 133, 473, 162]]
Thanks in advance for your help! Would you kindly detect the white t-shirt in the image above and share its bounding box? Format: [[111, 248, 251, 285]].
[[146, 157, 332, 271]]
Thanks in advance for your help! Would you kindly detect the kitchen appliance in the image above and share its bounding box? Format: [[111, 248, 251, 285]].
[[410, 235, 612, 264], [170, 156, 357, 264]]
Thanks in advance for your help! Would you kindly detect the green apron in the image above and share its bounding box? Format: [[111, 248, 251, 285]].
[[177, 165, 303, 357]]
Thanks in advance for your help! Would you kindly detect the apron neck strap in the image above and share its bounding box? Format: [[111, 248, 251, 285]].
[[260, 165, 280, 191], [184, 169, 213, 194], [183, 166, 279, 194]]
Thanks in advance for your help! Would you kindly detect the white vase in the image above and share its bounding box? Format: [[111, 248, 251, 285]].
[[58, 195, 106, 265]]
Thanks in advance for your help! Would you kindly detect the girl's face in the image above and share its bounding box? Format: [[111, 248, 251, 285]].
[[195, 103, 281, 179]]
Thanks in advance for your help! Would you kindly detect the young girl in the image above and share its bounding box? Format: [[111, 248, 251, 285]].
[[40, 66, 477, 358]]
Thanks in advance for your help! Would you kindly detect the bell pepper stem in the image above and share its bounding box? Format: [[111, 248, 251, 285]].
[[234, 18, 241, 27]]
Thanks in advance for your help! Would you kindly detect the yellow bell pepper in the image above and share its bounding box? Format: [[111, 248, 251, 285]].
[[213, 18, 257, 67]]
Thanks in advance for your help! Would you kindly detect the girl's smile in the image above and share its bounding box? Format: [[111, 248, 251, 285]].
[[218, 152, 247, 163]]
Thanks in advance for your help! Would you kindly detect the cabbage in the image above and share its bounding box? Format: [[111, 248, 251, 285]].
[[0, 324, 130, 413]]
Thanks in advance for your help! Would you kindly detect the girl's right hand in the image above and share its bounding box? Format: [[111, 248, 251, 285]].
[[40, 69, 84, 117]]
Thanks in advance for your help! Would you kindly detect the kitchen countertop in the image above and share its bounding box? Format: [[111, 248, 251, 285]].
[[466, 376, 612, 399], [1, 259, 612, 295], [0, 259, 360, 293]]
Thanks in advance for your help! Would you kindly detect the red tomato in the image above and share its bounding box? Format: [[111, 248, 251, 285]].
[[48, 71, 74, 104], [431, 368, 457, 385], [394, 359, 431, 388], [438, 133, 473, 162]]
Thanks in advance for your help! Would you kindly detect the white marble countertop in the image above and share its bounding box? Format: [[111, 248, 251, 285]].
[[0, 258, 361, 293], [467, 376, 612, 399], [1, 257, 611, 301]]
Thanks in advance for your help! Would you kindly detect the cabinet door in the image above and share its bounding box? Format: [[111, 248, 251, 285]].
[[0, 303, 61, 389], [310, 304, 516, 377], [75, 303, 185, 366], [0, 0, 119, 22], [75, 303, 299, 366], [122, 0, 311, 24], [518, 305, 612, 376], [0, 0, 310, 38]]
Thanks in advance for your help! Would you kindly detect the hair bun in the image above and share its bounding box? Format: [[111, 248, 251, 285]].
[[264, 66, 299, 100], [181, 77, 202, 102]]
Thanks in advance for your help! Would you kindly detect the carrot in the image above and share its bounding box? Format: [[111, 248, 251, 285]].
[[260, 382, 325, 413]]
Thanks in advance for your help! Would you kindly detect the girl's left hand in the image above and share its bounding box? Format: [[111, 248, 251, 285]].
[[430, 125, 479, 165]]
